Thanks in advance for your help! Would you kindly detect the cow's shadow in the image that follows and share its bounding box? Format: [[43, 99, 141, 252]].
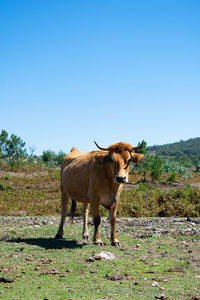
[[7, 237, 86, 250]]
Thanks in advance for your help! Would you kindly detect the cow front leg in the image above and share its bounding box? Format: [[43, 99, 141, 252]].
[[82, 202, 90, 240], [90, 201, 104, 246], [110, 203, 120, 247], [55, 189, 69, 239]]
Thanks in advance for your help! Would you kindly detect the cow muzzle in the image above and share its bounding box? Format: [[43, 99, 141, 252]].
[[115, 175, 127, 183]]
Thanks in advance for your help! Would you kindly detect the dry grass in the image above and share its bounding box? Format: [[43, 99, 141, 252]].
[[0, 164, 200, 217]]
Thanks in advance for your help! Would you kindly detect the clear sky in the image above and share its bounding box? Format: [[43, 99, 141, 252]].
[[1, 0, 200, 155]]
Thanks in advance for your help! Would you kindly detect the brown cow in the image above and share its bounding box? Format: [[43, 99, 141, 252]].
[[55, 141, 144, 246]]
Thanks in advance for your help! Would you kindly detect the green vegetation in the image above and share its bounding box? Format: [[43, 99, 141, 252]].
[[149, 138, 200, 172], [0, 130, 66, 169], [0, 217, 200, 299], [150, 137, 200, 156], [119, 184, 200, 218], [41, 150, 66, 167], [0, 130, 27, 167]]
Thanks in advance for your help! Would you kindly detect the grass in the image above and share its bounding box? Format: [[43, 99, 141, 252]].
[[0, 217, 200, 299]]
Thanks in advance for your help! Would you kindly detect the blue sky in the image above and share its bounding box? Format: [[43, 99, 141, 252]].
[[1, 0, 200, 155]]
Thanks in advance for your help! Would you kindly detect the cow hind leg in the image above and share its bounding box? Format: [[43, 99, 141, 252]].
[[55, 190, 70, 239], [90, 200, 104, 246], [70, 199, 77, 224], [82, 203, 90, 240]]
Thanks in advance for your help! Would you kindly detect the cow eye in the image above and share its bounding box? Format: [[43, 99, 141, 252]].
[[109, 156, 114, 163], [124, 158, 131, 169]]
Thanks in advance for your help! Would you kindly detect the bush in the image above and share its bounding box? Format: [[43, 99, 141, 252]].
[[41, 150, 66, 167], [118, 185, 200, 218], [150, 154, 163, 181], [167, 172, 178, 183]]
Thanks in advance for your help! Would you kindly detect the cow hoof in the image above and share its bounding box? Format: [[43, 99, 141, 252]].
[[55, 234, 64, 239], [111, 242, 121, 247], [94, 241, 105, 246], [83, 235, 90, 240]]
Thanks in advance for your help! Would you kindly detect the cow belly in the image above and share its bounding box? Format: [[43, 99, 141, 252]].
[[63, 182, 90, 203], [69, 191, 90, 203]]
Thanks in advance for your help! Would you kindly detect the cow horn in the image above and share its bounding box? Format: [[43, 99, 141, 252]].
[[94, 141, 108, 151], [132, 140, 144, 151]]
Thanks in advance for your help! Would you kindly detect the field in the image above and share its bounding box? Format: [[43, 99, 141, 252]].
[[0, 216, 200, 299], [0, 164, 200, 217], [0, 165, 200, 299]]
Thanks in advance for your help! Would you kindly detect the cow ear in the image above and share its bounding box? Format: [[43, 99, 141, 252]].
[[131, 153, 144, 164]]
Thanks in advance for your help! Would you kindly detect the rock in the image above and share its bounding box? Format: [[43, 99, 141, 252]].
[[181, 241, 187, 245], [106, 273, 130, 281], [152, 281, 159, 287], [0, 277, 14, 283], [87, 252, 116, 262], [155, 294, 168, 299], [15, 247, 24, 252], [90, 269, 98, 273]]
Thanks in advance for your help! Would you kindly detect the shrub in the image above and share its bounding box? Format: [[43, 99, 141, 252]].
[[167, 172, 178, 183], [150, 154, 163, 181]]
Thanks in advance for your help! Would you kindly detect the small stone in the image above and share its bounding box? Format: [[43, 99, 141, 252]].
[[181, 241, 187, 245], [106, 274, 125, 281], [0, 277, 14, 283], [152, 281, 159, 287], [155, 294, 168, 299], [90, 269, 98, 273], [106, 273, 130, 281]]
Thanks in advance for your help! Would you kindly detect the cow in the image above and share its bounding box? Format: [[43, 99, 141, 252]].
[[55, 141, 144, 246]]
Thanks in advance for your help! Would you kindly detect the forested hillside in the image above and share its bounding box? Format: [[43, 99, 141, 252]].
[[149, 138, 200, 156]]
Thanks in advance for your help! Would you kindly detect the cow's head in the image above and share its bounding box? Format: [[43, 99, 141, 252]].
[[94, 141, 144, 184]]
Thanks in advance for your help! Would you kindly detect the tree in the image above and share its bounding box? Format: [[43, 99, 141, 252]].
[[134, 140, 149, 181], [0, 130, 8, 158], [56, 151, 66, 165], [41, 150, 66, 167], [0, 130, 27, 166], [135, 140, 149, 154], [41, 150, 57, 167], [150, 154, 163, 181], [136, 153, 164, 182]]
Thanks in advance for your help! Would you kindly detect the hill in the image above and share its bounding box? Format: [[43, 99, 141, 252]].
[[149, 137, 200, 156]]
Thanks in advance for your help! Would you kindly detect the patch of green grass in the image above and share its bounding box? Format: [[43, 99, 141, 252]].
[[0, 218, 200, 299]]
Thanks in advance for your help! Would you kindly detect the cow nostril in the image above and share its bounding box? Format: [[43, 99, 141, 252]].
[[116, 175, 126, 183]]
